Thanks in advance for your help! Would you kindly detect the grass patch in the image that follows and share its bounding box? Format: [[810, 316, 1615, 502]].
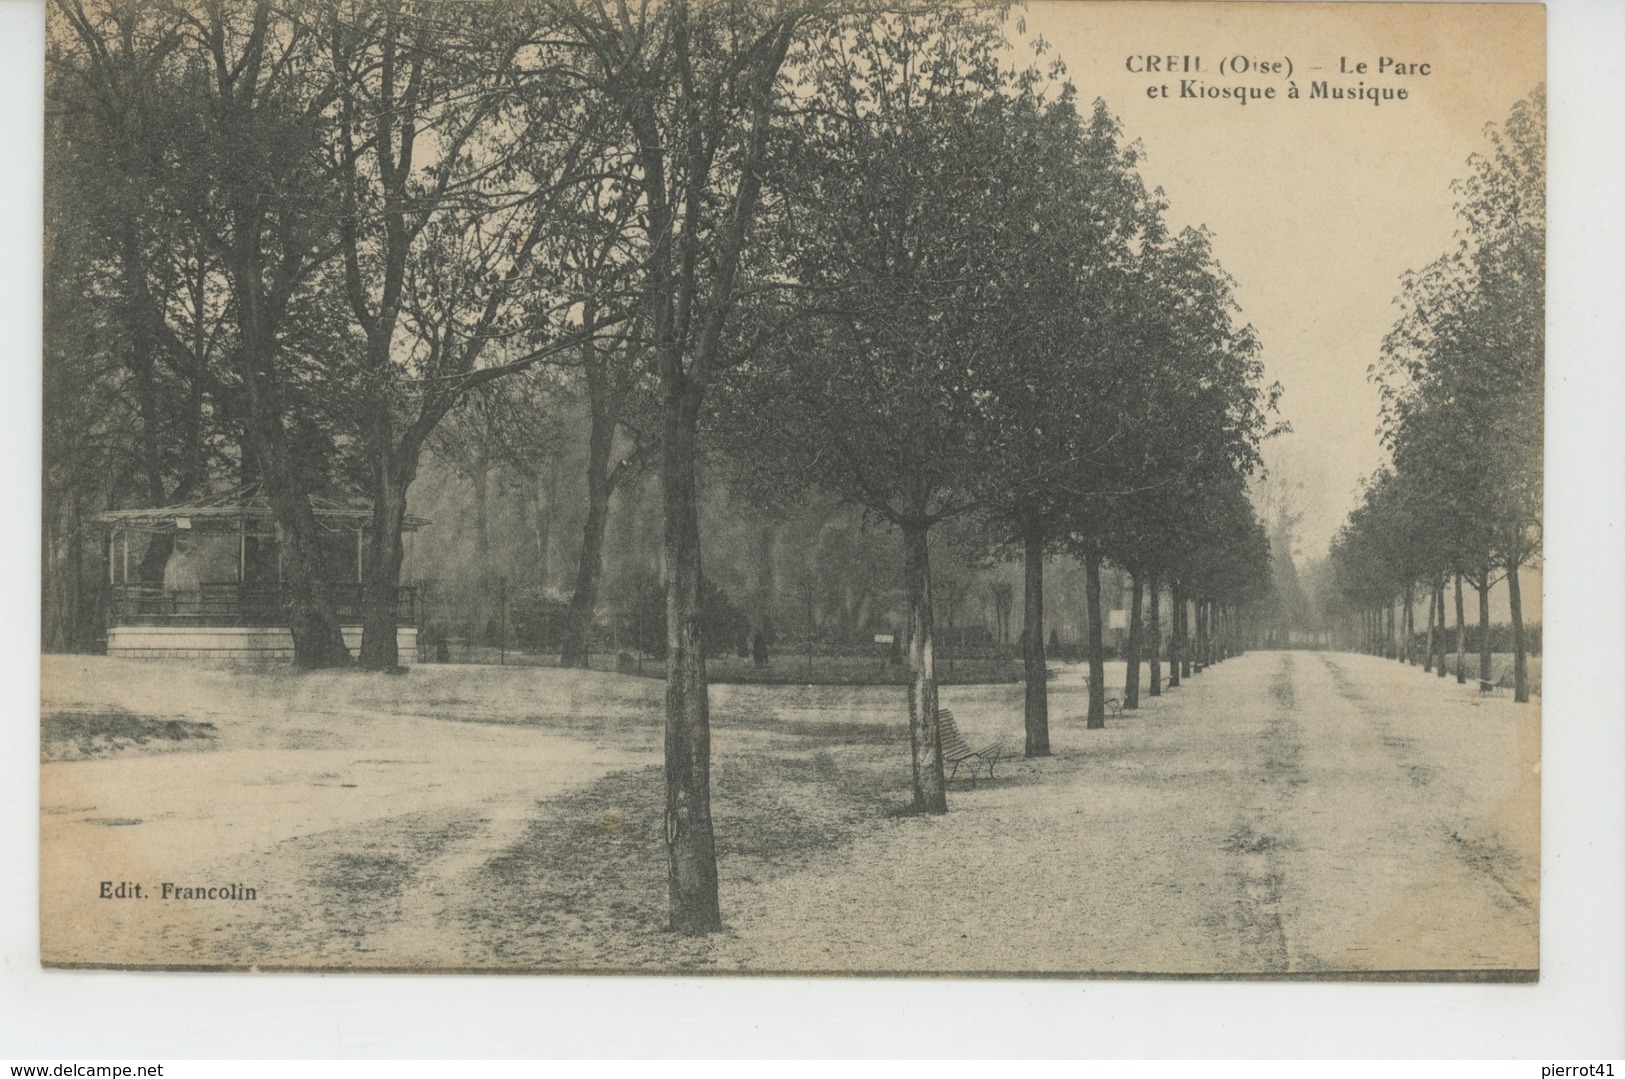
[[422, 648, 1024, 686], [703, 654, 1022, 686], [42, 709, 217, 762], [463, 740, 903, 968]]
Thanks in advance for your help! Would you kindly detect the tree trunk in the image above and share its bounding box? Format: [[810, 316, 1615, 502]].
[[271, 485, 352, 668], [1196, 594, 1209, 669], [755, 524, 776, 636], [1430, 583, 1442, 675], [1208, 599, 1217, 664], [1020, 518, 1049, 758], [537, 460, 558, 592], [241, 413, 349, 669], [561, 404, 617, 668], [471, 456, 490, 633], [1454, 571, 1467, 684], [661, 387, 720, 934], [903, 519, 947, 811], [1084, 551, 1106, 729], [358, 450, 416, 672], [1201, 598, 1211, 669], [1147, 573, 1162, 697], [45, 503, 71, 652], [1508, 559, 1529, 702], [226, 216, 348, 668], [1477, 573, 1492, 688], [1435, 584, 1447, 678], [1124, 572, 1143, 709], [1168, 584, 1183, 687], [1402, 582, 1415, 666], [1423, 582, 1436, 673]]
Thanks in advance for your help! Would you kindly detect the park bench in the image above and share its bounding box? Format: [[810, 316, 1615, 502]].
[[935, 709, 1005, 785], [1080, 675, 1125, 720], [1479, 661, 1515, 696]]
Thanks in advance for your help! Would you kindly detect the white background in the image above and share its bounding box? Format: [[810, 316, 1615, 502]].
[[2, 0, 1620, 1060]]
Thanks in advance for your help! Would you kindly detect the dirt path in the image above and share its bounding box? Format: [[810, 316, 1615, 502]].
[[691, 650, 1538, 975], [40, 651, 1538, 974], [39, 659, 661, 967]]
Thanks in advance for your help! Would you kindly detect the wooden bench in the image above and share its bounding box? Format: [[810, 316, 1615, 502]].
[[935, 710, 1005, 785], [1080, 676, 1125, 720], [1479, 662, 1515, 697]]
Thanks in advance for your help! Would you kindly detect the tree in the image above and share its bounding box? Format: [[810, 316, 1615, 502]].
[[324, 1, 625, 671], [554, 166, 658, 669], [1367, 85, 1544, 700], [427, 368, 570, 632], [1065, 221, 1279, 725], [969, 93, 1152, 756], [46, 0, 245, 645], [541, 0, 815, 933], [721, 6, 1026, 813], [117, 0, 360, 667]]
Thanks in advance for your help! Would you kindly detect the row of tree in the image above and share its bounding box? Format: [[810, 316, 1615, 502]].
[[1327, 86, 1543, 703], [44, 0, 1280, 933]]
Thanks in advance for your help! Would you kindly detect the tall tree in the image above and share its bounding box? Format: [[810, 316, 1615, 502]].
[[544, 0, 815, 933], [970, 93, 1152, 756], [1369, 86, 1544, 701], [325, 1, 620, 670], [46, 0, 241, 641], [1067, 221, 1279, 725], [721, 6, 1038, 809], [141, 0, 360, 666]]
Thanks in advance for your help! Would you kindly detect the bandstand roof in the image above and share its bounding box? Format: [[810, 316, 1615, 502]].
[[94, 486, 430, 535]]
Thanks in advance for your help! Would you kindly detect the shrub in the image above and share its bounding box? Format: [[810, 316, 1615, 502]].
[[509, 588, 572, 651], [628, 573, 752, 660]]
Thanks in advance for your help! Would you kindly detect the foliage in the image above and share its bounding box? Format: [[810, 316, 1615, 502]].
[[1338, 85, 1544, 673], [628, 574, 751, 661]]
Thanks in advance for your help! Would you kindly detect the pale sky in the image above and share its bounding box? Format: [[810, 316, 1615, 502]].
[[1021, 1, 1545, 559]]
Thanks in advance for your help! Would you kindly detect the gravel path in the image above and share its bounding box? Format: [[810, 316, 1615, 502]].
[[702, 651, 1537, 975], [39, 650, 1538, 975]]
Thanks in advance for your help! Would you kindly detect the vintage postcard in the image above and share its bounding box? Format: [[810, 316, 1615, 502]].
[[40, 0, 1543, 977]]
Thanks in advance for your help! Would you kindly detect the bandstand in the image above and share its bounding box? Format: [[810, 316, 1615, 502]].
[[96, 487, 426, 663]]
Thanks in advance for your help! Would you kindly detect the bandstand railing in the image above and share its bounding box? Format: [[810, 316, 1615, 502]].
[[108, 583, 418, 628]]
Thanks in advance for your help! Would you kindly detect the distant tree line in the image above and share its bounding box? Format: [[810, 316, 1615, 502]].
[[1327, 86, 1543, 702]]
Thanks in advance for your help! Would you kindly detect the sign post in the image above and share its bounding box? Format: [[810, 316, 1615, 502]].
[[874, 633, 894, 673]]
